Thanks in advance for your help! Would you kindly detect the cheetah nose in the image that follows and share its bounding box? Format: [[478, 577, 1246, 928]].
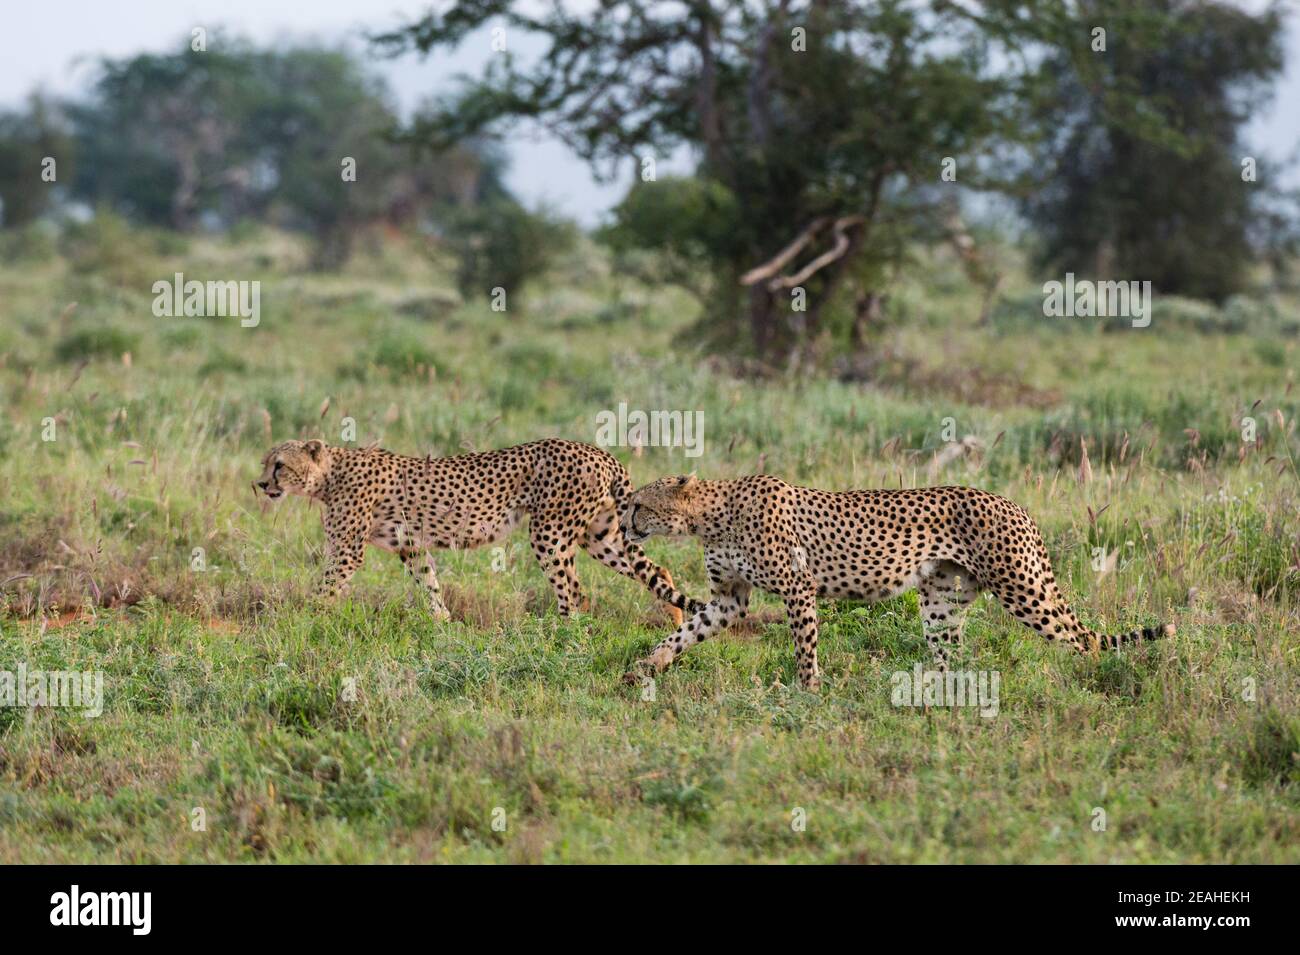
[[256, 480, 269, 491]]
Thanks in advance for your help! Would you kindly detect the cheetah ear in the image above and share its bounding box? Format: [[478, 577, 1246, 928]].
[[676, 473, 698, 491], [304, 439, 326, 461]]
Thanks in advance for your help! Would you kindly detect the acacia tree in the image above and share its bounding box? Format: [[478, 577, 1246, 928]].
[[251, 48, 409, 269], [380, 1, 1290, 355], [70, 43, 263, 230], [376, 1, 1032, 360], [998, 0, 1287, 301], [67, 39, 514, 268]]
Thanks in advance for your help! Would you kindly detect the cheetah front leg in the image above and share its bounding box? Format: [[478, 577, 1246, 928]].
[[315, 535, 365, 601], [399, 548, 451, 622], [625, 581, 750, 683], [580, 505, 702, 626], [313, 496, 376, 602]]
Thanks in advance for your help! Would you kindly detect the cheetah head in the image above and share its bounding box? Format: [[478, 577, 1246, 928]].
[[256, 439, 330, 501], [624, 474, 701, 543]]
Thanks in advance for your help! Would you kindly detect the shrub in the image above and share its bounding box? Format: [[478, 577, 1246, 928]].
[[441, 200, 576, 306], [0, 223, 58, 262], [58, 209, 154, 289], [338, 329, 443, 381], [53, 325, 138, 362], [1239, 707, 1300, 788]]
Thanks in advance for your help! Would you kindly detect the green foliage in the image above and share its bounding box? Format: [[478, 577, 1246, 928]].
[[637, 749, 724, 823], [379, 1, 1034, 356], [441, 200, 576, 304], [251, 48, 404, 269], [1017, 0, 1285, 301], [333, 323, 446, 382], [69, 40, 266, 229], [0, 96, 72, 228], [197, 349, 249, 377], [1, 215, 1298, 864], [0, 222, 57, 261], [1239, 706, 1300, 788], [367, 332, 444, 380], [600, 176, 740, 301], [64, 38, 510, 268], [602, 176, 741, 263], [57, 208, 155, 288], [53, 325, 138, 363], [382, 0, 1294, 359]]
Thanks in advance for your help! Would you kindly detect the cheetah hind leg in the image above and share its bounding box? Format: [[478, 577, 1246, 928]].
[[528, 516, 586, 616], [917, 560, 979, 672]]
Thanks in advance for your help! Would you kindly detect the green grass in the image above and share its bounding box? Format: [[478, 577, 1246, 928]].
[[0, 226, 1297, 862]]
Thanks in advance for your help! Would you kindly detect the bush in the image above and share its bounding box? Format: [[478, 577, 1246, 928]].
[[53, 325, 138, 362], [0, 222, 57, 262], [441, 200, 576, 306], [1239, 707, 1300, 788], [339, 329, 443, 381], [597, 176, 740, 299], [600, 175, 740, 263], [198, 349, 249, 377], [58, 210, 155, 289]]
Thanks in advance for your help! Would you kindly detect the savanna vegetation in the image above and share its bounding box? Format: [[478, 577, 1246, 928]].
[[0, 218, 1296, 862], [1, 0, 1297, 864]]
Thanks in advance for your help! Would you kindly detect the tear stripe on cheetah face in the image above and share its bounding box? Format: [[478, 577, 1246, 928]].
[[625, 474, 1174, 690], [255, 438, 703, 625], [256, 439, 330, 501]]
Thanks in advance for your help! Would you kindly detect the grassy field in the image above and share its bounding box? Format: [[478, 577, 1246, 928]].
[[0, 219, 1297, 862]]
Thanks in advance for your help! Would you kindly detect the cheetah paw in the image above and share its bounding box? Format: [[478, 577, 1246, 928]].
[[621, 653, 663, 686]]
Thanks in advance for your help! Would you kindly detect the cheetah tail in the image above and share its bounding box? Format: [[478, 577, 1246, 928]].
[[1090, 622, 1176, 651]]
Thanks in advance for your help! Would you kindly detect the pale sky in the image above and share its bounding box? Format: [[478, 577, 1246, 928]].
[[2, 0, 1297, 225]]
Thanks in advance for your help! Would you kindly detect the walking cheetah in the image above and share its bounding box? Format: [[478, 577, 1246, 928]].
[[255, 438, 701, 623], [623, 475, 1173, 690]]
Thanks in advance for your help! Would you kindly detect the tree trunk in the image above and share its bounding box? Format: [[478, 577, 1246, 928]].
[[748, 283, 777, 359], [851, 290, 883, 350], [693, 3, 726, 181], [738, 253, 784, 360]]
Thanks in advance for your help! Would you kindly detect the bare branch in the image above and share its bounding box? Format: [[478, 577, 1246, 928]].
[[742, 215, 866, 290], [738, 216, 830, 286]]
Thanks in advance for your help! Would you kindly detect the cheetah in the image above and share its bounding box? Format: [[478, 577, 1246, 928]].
[[622, 475, 1173, 690], [255, 438, 701, 623]]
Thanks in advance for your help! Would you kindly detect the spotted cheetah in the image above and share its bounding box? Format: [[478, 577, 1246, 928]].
[[255, 438, 701, 623], [623, 475, 1173, 690]]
